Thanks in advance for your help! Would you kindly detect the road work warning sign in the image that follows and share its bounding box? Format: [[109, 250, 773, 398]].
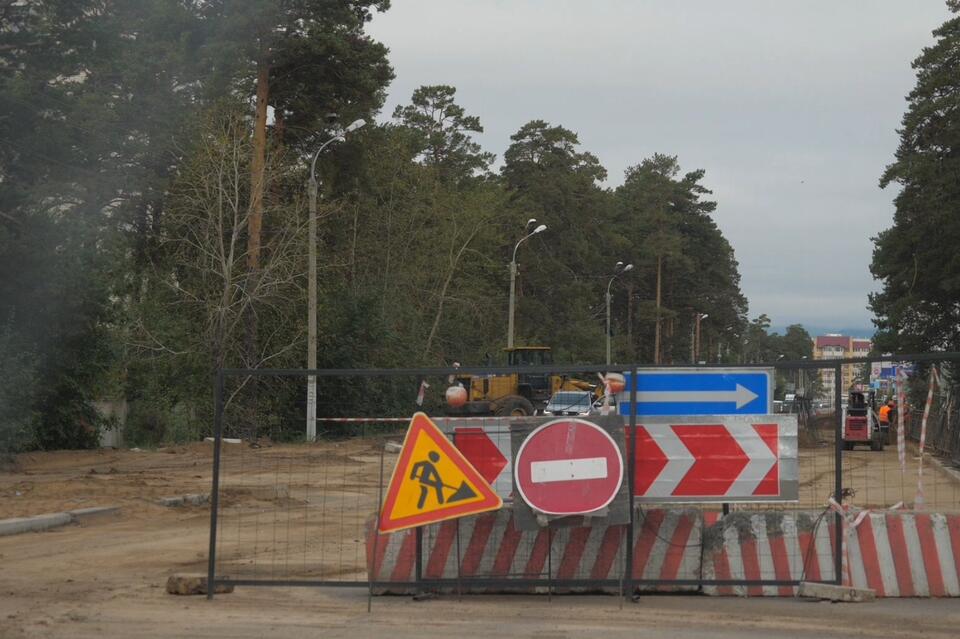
[[378, 412, 502, 533]]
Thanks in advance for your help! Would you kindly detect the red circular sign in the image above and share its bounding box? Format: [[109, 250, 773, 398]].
[[514, 418, 624, 515]]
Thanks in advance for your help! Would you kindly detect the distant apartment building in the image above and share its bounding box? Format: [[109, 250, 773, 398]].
[[813, 334, 872, 401]]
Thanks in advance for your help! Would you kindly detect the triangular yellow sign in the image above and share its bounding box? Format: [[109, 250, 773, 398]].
[[378, 412, 502, 533]]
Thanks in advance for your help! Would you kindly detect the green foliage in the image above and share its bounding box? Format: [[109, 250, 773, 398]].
[[393, 85, 494, 180], [871, 3, 960, 353], [615, 154, 747, 363], [199, 0, 393, 153], [0, 316, 37, 453], [2, 1, 761, 446]]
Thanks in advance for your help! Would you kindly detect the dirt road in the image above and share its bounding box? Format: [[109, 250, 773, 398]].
[[1, 437, 958, 638]]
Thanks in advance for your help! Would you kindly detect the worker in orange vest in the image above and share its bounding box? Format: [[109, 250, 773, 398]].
[[879, 399, 895, 444], [879, 400, 893, 426]]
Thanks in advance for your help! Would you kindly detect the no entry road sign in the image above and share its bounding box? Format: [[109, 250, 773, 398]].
[[632, 415, 798, 503], [617, 368, 773, 416], [514, 418, 624, 516]]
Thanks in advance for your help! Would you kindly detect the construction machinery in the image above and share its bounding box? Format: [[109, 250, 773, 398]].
[[445, 346, 599, 417], [842, 389, 885, 451]]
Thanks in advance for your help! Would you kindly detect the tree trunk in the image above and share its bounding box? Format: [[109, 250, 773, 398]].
[[243, 56, 270, 440], [654, 255, 662, 365], [247, 58, 270, 273]]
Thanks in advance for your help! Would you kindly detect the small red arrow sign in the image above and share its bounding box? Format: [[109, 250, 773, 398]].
[[453, 427, 508, 485], [633, 426, 668, 496]]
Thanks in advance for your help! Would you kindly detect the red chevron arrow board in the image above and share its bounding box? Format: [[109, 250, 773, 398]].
[[633, 419, 781, 501]]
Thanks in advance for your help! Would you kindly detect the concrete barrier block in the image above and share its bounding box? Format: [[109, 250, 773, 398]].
[[166, 574, 234, 595], [0, 512, 73, 537], [798, 581, 875, 602], [68, 506, 120, 520]]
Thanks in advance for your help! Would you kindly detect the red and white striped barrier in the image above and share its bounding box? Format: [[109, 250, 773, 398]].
[[702, 510, 960, 597], [367, 507, 702, 594], [632, 508, 701, 591], [701, 511, 838, 596], [846, 511, 960, 596], [367, 509, 960, 597]]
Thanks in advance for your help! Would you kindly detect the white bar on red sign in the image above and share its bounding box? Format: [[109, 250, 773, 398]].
[[531, 457, 607, 483]]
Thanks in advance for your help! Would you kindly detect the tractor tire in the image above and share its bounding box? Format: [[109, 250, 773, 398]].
[[870, 436, 882, 452], [494, 395, 536, 417], [843, 441, 854, 451]]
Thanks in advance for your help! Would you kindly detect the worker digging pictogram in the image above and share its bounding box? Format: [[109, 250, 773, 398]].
[[409, 450, 477, 509]]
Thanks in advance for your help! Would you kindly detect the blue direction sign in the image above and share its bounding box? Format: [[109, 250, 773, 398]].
[[617, 368, 773, 416]]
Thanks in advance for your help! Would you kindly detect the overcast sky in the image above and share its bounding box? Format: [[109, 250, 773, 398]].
[[366, 1, 951, 335]]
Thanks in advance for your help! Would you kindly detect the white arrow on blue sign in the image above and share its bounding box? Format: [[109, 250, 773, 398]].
[[617, 368, 773, 416]]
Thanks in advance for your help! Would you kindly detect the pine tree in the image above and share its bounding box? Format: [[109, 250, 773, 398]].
[[871, 1, 960, 353]]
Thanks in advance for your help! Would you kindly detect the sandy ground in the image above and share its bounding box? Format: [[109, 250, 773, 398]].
[[1, 433, 959, 638]]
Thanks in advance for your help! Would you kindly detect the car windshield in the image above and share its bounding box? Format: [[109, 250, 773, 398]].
[[548, 392, 591, 410]]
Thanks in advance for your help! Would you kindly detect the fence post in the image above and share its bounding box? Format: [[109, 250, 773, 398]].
[[624, 365, 638, 595], [206, 369, 225, 600], [833, 362, 843, 585]]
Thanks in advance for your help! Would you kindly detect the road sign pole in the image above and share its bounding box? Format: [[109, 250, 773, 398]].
[[834, 362, 843, 585]]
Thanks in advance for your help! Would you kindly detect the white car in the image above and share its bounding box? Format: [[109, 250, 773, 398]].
[[544, 391, 595, 416]]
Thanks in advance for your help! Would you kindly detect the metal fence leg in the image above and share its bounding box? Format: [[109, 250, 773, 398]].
[[206, 369, 225, 601], [415, 527, 423, 589], [369, 445, 386, 612], [625, 366, 638, 599]]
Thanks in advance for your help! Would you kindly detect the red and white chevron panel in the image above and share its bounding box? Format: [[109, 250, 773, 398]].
[[367, 507, 702, 593], [701, 511, 838, 596], [632, 416, 798, 503], [846, 512, 960, 597]]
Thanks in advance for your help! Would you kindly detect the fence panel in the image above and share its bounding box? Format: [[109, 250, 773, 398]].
[[206, 355, 960, 597]]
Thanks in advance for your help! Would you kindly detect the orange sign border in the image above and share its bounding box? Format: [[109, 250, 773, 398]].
[[378, 412, 502, 533]]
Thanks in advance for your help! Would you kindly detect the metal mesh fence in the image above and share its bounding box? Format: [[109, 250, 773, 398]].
[[206, 356, 960, 596]]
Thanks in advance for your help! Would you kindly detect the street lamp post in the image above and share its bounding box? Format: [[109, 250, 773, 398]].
[[306, 118, 365, 442], [606, 261, 633, 365], [507, 220, 546, 349]]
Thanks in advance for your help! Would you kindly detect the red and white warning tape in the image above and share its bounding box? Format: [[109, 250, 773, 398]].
[[827, 496, 903, 586], [314, 416, 507, 423], [916, 366, 940, 509], [897, 367, 907, 472]]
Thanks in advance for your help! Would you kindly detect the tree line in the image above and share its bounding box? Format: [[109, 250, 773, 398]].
[[1, 1, 803, 449]]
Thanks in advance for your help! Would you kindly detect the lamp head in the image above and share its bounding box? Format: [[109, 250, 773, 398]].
[[533, 224, 547, 234], [623, 264, 634, 273], [344, 118, 366, 133]]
